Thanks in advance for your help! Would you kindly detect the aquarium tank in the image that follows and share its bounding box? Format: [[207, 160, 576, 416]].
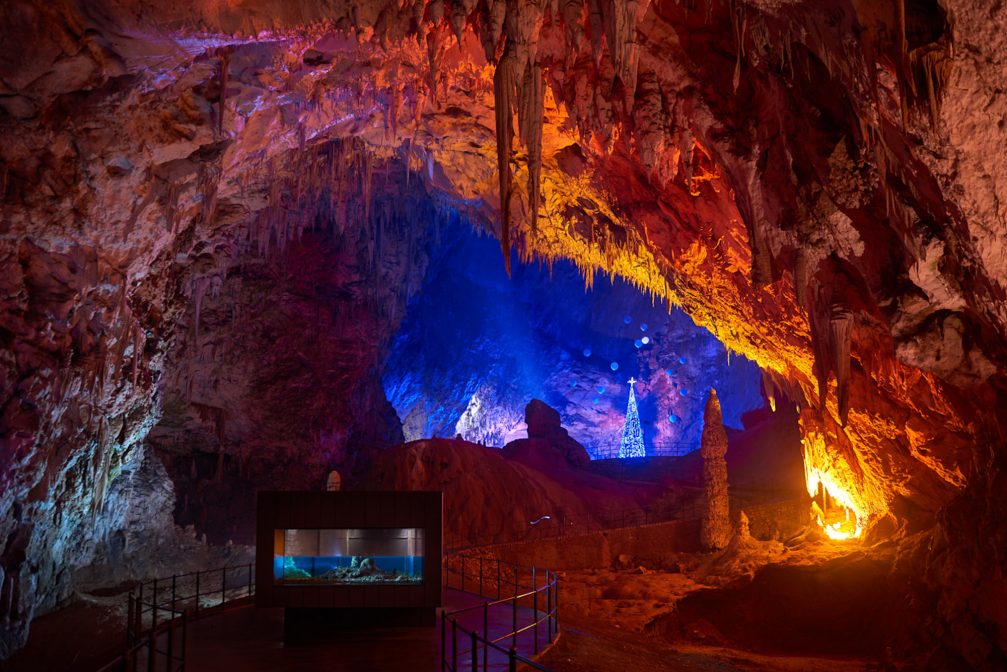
[[273, 528, 425, 585]]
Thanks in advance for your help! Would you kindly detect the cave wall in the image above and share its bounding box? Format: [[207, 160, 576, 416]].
[[149, 202, 431, 544], [1, 0, 1006, 664]]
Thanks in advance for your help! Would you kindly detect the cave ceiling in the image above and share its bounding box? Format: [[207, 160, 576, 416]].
[[3, 0, 1007, 591]]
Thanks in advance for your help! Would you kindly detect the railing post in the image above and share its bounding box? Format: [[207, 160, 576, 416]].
[[441, 610, 446, 672], [247, 563, 253, 599], [180, 611, 188, 671], [221, 566, 226, 606], [452, 618, 458, 672], [151, 579, 158, 630], [146, 624, 156, 672], [124, 638, 134, 672], [508, 648, 517, 672], [482, 601, 489, 671], [555, 576, 560, 636], [135, 594, 142, 647], [546, 570, 552, 643], [166, 610, 175, 671], [496, 560, 501, 601], [511, 581, 517, 650], [470, 631, 477, 672], [171, 575, 177, 614], [127, 591, 134, 647], [195, 571, 200, 615], [532, 566, 538, 655]]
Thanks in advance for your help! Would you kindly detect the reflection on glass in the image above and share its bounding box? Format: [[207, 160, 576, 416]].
[[273, 528, 424, 585]]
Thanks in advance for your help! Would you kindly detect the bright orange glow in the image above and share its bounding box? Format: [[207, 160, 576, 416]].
[[802, 431, 872, 541], [806, 465, 863, 540]]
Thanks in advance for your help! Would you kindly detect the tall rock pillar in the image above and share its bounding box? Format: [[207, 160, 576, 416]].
[[700, 389, 732, 551]]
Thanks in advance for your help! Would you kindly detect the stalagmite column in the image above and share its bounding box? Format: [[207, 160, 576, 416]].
[[700, 389, 732, 551], [737, 510, 751, 540]]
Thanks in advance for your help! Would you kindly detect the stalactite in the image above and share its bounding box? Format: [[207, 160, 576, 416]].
[[193, 276, 208, 342], [494, 49, 516, 274], [412, 0, 427, 37], [217, 47, 230, 137], [588, 0, 604, 66], [561, 0, 584, 66], [519, 60, 544, 231], [808, 285, 832, 412], [132, 323, 143, 387], [761, 369, 777, 412], [794, 248, 810, 311], [450, 0, 476, 45], [830, 304, 853, 427], [732, 4, 746, 93], [165, 181, 179, 233]]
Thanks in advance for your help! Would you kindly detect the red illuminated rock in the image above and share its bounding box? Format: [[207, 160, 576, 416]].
[[0, 0, 1005, 664]]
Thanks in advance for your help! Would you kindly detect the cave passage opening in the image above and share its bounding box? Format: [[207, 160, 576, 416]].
[[381, 215, 769, 459]]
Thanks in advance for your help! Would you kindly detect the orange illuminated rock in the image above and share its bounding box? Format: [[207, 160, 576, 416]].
[[1, 0, 1006, 665], [700, 390, 731, 552]]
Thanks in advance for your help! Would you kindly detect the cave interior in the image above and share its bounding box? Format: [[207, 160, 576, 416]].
[[2, 0, 1007, 670]]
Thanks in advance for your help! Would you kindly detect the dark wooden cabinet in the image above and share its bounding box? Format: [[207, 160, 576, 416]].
[[256, 491, 442, 633]]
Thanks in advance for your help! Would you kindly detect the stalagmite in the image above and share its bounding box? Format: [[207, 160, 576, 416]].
[[737, 510, 751, 540], [700, 388, 731, 551]]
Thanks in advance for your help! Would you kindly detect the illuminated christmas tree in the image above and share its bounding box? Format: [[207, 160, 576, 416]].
[[618, 377, 646, 458]]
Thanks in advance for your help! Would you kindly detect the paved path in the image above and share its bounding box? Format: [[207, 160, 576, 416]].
[[183, 589, 546, 672]]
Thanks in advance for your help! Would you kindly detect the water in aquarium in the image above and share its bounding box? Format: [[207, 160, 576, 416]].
[[273, 555, 424, 584], [274, 528, 425, 584]]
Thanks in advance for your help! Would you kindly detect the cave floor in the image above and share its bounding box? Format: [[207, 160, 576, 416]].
[[183, 588, 540, 671], [539, 626, 877, 672], [2, 598, 124, 672]]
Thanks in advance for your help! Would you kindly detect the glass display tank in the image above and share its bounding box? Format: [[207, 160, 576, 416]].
[[273, 528, 425, 585]]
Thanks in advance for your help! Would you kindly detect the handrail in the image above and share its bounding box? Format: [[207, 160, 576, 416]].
[[444, 496, 708, 554], [589, 440, 696, 459], [97, 562, 254, 672], [440, 555, 559, 672]]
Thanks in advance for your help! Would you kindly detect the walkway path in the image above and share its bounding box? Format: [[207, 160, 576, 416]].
[[181, 589, 542, 672]]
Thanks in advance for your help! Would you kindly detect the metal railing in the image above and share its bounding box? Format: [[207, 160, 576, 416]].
[[96, 563, 255, 672], [589, 440, 696, 460], [443, 485, 806, 554], [96, 605, 186, 672], [445, 495, 707, 554], [441, 555, 558, 672]]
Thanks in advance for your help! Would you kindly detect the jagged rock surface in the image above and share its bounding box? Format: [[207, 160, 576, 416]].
[[1, 0, 1006, 665]]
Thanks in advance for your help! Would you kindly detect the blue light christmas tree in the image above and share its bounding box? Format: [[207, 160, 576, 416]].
[[618, 377, 646, 458]]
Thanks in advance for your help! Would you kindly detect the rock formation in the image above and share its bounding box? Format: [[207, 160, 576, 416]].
[[1, 0, 1006, 665], [700, 390, 731, 551], [737, 510, 750, 541], [366, 438, 598, 547], [506, 399, 592, 468]]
